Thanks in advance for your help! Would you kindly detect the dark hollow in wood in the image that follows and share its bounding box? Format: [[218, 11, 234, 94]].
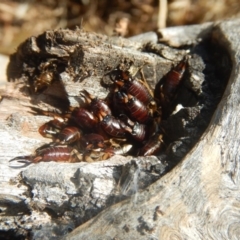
[[0, 20, 235, 239]]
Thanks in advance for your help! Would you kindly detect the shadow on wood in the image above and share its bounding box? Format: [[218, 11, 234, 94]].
[[0, 19, 238, 239], [64, 20, 240, 240]]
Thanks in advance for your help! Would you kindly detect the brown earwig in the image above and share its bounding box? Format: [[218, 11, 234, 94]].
[[98, 110, 130, 138], [155, 58, 187, 117], [138, 133, 164, 156], [119, 114, 147, 142], [9, 146, 82, 167], [116, 92, 151, 124], [71, 107, 98, 130], [34, 146, 81, 162], [113, 70, 155, 106], [57, 127, 82, 145], [161, 59, 187, 100], [39, 117, 66, 138], [80, 90, 112, 116]]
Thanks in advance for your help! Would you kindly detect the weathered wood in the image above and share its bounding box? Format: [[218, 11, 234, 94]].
[[65, 19, 240, 239], [0, 29, 183, 238], [0, 19, 235, 239]]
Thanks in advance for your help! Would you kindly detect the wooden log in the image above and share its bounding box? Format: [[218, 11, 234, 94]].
[[1, 28, 182, 238], [0, 19, 235, 239], [65, 19, 240, 239]]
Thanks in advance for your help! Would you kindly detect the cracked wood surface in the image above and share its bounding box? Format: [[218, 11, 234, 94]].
[[0, 19, 238, 239], [65, 19, 240, 240]]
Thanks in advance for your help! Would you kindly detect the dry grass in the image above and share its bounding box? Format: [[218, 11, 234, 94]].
[[0, 0, 240, 55]]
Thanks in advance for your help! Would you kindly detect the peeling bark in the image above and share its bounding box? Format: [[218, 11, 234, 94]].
[[0, 19, 235, 239]]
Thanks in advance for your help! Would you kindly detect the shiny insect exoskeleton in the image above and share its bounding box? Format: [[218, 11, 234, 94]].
[[79, 90, 112, 116], [115, 91, 152, 124], [155, 58, 187, 118], [9, 146, 82, 168], [97, 110, 130, 138], [138, 133, 164, 156], [71, 107, 98, 131], [10, 57, 188, 166], [111, 69, 156, 107], [38, 117, 66, 138], [33, 60, 57, 92], [119, 114, 147, 142]]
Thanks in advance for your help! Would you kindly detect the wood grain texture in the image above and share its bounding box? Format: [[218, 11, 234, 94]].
[[1, 28, 176, 238], [0, 19, 237, 239], [65, 19, 240, 240]]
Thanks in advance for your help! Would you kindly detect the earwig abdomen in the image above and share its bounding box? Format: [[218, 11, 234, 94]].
[[126, 96, 151, 124], [118, 78, 154, 106], [162, 60, 187, 99], [139, 134, 164, 156], [100, 115, 127, 138], [81, 133, 105, 149], [57, 127, 81, 144], [35, 146, 77, 162], [71, 107, 98, 130]]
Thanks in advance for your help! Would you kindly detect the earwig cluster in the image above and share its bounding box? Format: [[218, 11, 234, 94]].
[[10, 58, 187, 166]]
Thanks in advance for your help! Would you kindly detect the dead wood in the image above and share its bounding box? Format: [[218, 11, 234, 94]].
[[65, 19, 240, 240], [0, 20, 235, 239]]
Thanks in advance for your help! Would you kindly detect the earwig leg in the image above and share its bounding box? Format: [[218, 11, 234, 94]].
[[84, 155, 94, 163], [139, 68, 154, 97], [29, 106, 63, 118], [69, 149, 83, 162], [101, 152, 113, 160]]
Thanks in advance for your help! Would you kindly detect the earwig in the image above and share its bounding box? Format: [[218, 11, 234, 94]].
[[139, 134, 164, 156], [9, 146, 82, 167], [57, 127, 82, 145], [10, 57, 189, 165], [38, 118, 66, 138], [34, 146, 81, 162], [119, 114, 147, 142], [91, 98, 112, 116], [116, 92, 151, 124], [161, 59, 187, 100], [71, 107, 98, 130], [80, 90, 112, 116], [113, 70, 155, 106], [98, 111, 130, 138]]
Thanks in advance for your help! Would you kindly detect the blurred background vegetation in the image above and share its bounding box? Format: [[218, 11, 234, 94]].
[[0, 0, 240, 55]]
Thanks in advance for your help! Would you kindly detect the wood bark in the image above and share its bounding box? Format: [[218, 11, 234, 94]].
[[65, 19, 240, 239], [0, 19, 237, 239]]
